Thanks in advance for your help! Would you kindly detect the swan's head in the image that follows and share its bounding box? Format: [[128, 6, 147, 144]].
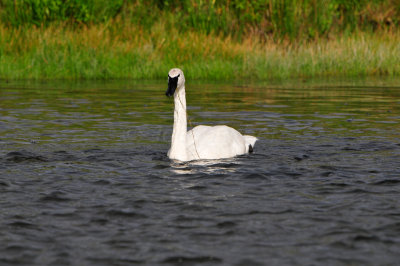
[[166, 68, 185, 97]]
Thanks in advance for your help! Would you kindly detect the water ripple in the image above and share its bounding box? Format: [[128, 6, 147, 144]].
[[1, 80, 400, 265]]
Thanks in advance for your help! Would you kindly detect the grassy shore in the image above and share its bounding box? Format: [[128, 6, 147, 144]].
[[0, 0, 399, 80], [0, 20, 399, 81]]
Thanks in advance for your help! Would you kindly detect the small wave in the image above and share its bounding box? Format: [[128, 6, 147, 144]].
[[5, 151, 47, 163], [161, 256, 222, 264]]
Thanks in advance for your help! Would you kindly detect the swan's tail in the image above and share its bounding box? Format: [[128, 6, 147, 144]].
[[244, 135, 258, 153]]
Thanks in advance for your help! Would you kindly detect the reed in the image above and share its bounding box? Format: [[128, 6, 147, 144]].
[[0, 19, 399, 80]]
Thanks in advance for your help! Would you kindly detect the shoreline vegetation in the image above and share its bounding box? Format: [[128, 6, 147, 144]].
[[0, 0, 399, 80]]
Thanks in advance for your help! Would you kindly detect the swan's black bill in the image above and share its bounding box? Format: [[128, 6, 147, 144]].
[[166, 74, 180, 97]]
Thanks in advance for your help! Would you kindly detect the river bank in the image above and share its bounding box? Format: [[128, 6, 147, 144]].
[[0, 21, 399, 80]]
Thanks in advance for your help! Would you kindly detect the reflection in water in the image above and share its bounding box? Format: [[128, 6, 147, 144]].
[[0, 78, 400, 265], [170, 158, 241, 175]]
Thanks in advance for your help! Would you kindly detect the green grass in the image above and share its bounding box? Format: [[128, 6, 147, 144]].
[[0, 19, 399, 80]]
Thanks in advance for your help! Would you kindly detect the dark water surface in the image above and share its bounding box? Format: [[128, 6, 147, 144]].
[[1, 78, 400, 265]]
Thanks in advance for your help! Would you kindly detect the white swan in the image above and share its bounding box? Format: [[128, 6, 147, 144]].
[[165, 68, 257, 162]]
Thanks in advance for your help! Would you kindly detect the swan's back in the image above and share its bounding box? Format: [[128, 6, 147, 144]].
[[186, 125, 253, 160]]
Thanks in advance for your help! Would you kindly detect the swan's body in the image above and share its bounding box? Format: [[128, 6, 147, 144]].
[[166, 68, 257, 162]]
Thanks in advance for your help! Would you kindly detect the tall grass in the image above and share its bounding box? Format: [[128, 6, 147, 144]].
[[0, 19, 399, 80]]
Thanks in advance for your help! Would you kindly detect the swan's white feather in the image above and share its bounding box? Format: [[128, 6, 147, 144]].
[[186, 125, 251, 160], [243, 135, 257, 149]]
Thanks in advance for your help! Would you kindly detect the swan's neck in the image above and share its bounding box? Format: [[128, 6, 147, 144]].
[[169, 85, 188, 161]]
